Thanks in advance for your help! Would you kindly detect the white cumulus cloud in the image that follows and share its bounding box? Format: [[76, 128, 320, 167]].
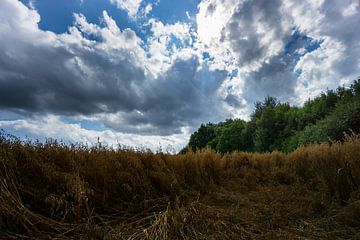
[[109, 0, 143, 18]]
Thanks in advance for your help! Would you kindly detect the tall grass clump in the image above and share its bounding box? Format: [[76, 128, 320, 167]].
[[287, 134, 360, 203]]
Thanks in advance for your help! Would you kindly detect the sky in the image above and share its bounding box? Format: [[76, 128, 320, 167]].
[[0, 0, 359, 151]]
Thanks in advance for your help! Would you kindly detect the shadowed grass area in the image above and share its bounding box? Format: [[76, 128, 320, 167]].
[[1, 132, 360, 239]]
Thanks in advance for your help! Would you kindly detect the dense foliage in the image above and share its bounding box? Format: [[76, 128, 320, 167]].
[[185, 79, 360, 153]]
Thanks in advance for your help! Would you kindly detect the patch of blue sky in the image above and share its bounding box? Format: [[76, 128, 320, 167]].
[[229, 69, 238, 80], [302, 80, 309, 88], [295, 68, 302, 77], [62, 116, 106, 131], [202, 51, 210, 60], [0, 124, 43, 143], [226, 85, 233, 94], [20, 0, 80, 33], [20, 0, 200, 45], [202, 52, 215, 62], [78, 0, 143, 36], [0, 110, 25, 121], [20, 0, 148, 40], [142, 33, 193, 57], [283, 31, 323, 76], [148, 0, 200, 24], [167, 37, 191, 52], [306, 38, 323, 53], [285, 31, 323, 61]]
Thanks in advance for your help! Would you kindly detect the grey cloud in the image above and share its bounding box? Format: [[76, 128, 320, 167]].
[[215, 0, 359, 107], [221, 0, 286, 67], [321, 0, 360, 77], [224, 94, 243, 108], [216, 0, 297, 106], [103, 58, 228, 135], [0, 42, 146, 115], [0, 1, 228, 135], [206, 3, 216, 15], [242, 54, 297, 105]]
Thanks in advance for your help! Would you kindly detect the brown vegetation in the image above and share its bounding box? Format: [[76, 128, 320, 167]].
[[1, 133, 360, 239]]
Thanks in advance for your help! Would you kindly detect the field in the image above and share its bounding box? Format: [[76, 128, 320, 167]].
[[1, 133, 360, 239]]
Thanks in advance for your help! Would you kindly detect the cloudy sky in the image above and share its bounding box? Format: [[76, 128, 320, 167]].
[[0, 0, 359, 151]]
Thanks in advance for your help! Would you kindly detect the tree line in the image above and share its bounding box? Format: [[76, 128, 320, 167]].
[[183, 79, 360, 153]]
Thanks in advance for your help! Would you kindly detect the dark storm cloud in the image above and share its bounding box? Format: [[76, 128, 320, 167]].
[[0, 42, 145, 115], [242, 54, 297, 104], [102, 58, 228, 135]]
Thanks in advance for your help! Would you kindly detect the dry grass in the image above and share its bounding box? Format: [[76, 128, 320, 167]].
[[0, 132, 360, 239]]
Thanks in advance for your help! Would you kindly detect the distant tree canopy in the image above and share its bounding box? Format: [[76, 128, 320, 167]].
[[184, 79, 360, 153]]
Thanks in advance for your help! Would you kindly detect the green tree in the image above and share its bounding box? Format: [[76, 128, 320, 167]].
[[188, 123, 216, 151], [213, 119, 246, 153], [184, 79, 360, 154]]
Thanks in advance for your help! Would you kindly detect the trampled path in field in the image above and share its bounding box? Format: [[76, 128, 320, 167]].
[[124, 179, 359, 240]]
